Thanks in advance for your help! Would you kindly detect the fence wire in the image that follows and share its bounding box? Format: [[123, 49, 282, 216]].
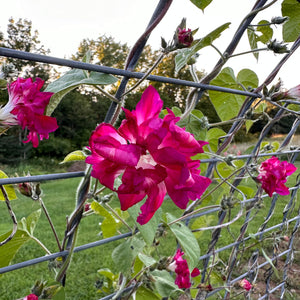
[[0, 1, 300, 298]]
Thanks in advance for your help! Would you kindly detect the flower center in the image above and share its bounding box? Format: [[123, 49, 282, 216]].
[[137, 152, 156, 169]]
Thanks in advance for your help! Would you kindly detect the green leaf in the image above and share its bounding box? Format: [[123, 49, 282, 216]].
[[209, 67, 258, 121], [171, 106, 182, 117], [206, 128, 226, 152], [52, 286, 65, 300], [45, 68, 118, 115], [237, 185, 255, 198], [60, 150, 86, 164], [151, 270, 180, 297], [282, 0, 300, 42], [0, 78, 7, 88], [245, 120, 254, 133], [237, 68, 259, 90], [190, 0, 213, 11], [111, 237, 145, 275], [166, 213, 200, 271], [247, 27, 259, 60], [98, 268, 117, 282], [133, 255, 144, 276], [0, 229, 30, 274], [136, 286, 161, 300], [261, 248, 279, 279], [175, 23, 230, 74], [128, 203, 162, 246], [0, 170, 17, 201], [256, 20, 273, 44], [191, 215, 214, 239], [91, 201, 122, 238], [20, 209, 41, 236], [178, 109, 207, 141], [247, 21, 273, 59], [138, 253, 157, 268]]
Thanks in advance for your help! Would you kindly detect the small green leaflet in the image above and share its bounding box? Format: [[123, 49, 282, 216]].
[[247, 20, 273, 60], [190, 0, 213, 11], [60, 150, 86, 164], [91, 201, 123, 238], [0, 230, 30, 275], [20, 209, 42, 236], [0, 170, 17, 201], [128, 202, 162, 246], [282, 0, 300, 42]]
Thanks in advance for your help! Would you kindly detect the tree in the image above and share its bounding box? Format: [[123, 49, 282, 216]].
[[73, 35, 208, 111], [1, 18, 53, 81]]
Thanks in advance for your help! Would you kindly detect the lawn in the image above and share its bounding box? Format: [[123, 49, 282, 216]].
[[0, 159, 299, 299]]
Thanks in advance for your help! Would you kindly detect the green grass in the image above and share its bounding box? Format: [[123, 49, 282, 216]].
[[0, 161, 299, 299]]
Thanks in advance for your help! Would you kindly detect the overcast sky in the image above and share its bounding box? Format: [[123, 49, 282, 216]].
[[0, 0, 299, 87]]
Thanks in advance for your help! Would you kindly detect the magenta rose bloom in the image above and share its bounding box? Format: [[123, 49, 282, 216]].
[[168, 249, 200, 289], [6, 77, 58, 147], [257, 156, 297, 197], [86, 86, 211, 225], [23, 294, 39, 300]]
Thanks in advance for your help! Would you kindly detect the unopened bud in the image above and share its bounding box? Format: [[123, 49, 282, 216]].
[[177, 28, 194, 48], [271, 16, 288, 25], [84, 203, 91, 212], [35, 183, 41, 196], [31, 280, 46, 297], [267, 39, 289, 54], [18, 182, 32, 197]]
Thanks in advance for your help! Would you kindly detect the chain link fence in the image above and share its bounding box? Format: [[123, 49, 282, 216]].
[[0, 0, 300, 299]]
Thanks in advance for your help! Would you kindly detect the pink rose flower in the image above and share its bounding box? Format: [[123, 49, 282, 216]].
[[3, 77, 58, 147], [271, 84, 300, 101], [257, 156, 297, 197], [285, 84, 300, 99], [86, 86, 211, 225], [23, 294, 39, 300], [168, 249, 200, 289], [239, 279, 252, 291], [177, 28, 193, 47]]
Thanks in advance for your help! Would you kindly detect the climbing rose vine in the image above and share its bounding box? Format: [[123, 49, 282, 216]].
[[86, 85, 211, 224], [257, 156, 297, 197], [0, 77, 58, 147]]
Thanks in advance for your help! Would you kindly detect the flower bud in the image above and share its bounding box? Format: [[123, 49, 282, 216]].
[[177, 28, 194, 48], [239, 279, 252, 291], [84, 203, 91, 212], [18, 182, 33, 197], [30, 280, 46, 297], [271, 16, 288, 25], [267, 39, 289, 54]]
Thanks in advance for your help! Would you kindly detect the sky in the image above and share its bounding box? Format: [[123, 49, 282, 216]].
[[0, 0, 299, 87]]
